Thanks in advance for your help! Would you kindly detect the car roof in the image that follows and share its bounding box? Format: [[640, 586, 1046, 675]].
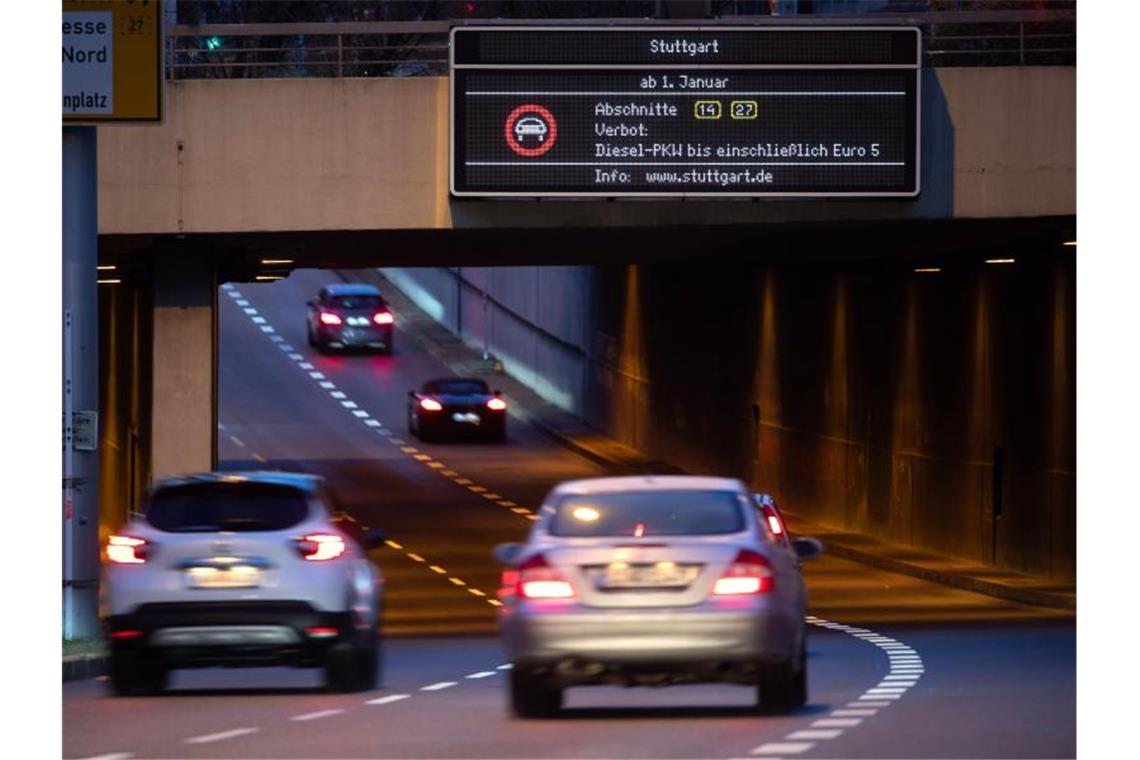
[[324, 283, 382, 296], [422, 376, 486, 388], [550, 475, 745, 496], [153, 471, 324, 494]]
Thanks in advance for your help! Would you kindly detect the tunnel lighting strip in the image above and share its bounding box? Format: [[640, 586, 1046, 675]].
[[744, 616, 925, 757]]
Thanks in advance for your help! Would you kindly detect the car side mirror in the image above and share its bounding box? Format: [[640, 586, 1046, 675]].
[[492, 542, 523, 565], [364, 528, 388, 550], [792, 537, 823, 561], [493, 389, 503, 396], [408, 390, 417, 397]]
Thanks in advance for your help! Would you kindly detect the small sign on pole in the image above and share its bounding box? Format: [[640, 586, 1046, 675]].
[[63, 1, 164, 122]]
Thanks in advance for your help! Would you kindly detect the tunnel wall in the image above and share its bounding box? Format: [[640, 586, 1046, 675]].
[[384, 256, 1075, 581], [98, 67, 1074, 234]]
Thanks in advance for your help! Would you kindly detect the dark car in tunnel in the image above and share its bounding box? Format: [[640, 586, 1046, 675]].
[[306, 283, 394, 354], [408, 377, 507, 442]]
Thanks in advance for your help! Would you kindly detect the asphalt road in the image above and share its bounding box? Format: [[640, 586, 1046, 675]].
[[62, 270, 1075, 759]]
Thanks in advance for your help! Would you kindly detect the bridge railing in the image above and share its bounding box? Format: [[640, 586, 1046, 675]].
[[165, 9, 1075, 79]]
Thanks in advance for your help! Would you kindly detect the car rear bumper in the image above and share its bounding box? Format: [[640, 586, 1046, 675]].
[[317, 325, 392, 347], [500, 603, 800, 668], [107, 601, 358, 667]]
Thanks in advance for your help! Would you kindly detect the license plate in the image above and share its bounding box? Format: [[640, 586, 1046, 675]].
[[601, 563, 700, 589], [186, 565, 262, 589], [452, 412, 481, 424]]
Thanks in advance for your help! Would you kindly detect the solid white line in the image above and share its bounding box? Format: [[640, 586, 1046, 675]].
[[751, 742, 815, 755], [465, 671, 497, 679], [812, 718, 862, 728], [290, 709, 345, 722], [787, 729, 843, 740], [366, 693, 411, 705], [185, 727, 259, 744], [420, 681, 458, 691]]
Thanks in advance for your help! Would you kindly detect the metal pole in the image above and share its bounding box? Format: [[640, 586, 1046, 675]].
[[62, 126, 100, 640], [64, 309, 74, 640]]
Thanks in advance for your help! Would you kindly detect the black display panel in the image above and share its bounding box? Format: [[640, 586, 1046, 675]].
[[450, 26, 921, 198]]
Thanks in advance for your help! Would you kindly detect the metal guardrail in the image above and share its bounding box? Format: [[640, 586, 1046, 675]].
[[165, 10, 1075, 79]]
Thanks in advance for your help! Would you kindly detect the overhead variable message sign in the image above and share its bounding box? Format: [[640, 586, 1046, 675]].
[[450, 26, 920, 198], [63, 0, 163, 122]]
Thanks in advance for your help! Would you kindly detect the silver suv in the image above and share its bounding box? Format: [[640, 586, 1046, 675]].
[[493, 475, 822, 717], [103, 472, 384, 695]]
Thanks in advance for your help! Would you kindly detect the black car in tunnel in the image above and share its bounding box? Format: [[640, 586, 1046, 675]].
[[306, 283, 394, 354], [408, 377, 507, 442]]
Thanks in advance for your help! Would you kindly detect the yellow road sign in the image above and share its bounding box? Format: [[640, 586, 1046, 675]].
[[63, 0, 163, 122]]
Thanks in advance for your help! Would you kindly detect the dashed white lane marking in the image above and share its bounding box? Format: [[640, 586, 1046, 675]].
[[251, 316, 266, 324], [330, 391, 347, 399], [353, 410, 370, 418], [341, 400, 358, 408], [229, 435, 245, 448], [366, 694, 411, 706], [288, 353, 304, 361], [242, 307, 257, 315], [365, 419, 382, 427], [744, 616, 925, 757], [290, 709, 345, 722], [813, 718, 863, 727], [787, 729, 843, 740], [299, 362, 315, 370], [235, 299, 249, 306], [751, 742, 814, 755], [308, 371, 326, 379], [319, 380, 336, 389], [497, 663, 513, 670], [185, 727, 259, 744], [420, 681, 458, 691], [252, 453, 267, 463], [465, 671, 497, 679]]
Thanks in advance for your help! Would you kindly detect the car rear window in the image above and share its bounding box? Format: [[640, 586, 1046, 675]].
[[548, 490, 745, 537], [328, 295, 384, 310], [146, 483, 310, 533], [424, 379, 488, 395]]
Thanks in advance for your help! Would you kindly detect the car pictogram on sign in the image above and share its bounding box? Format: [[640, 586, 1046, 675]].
[[505, 105, 557, 157]]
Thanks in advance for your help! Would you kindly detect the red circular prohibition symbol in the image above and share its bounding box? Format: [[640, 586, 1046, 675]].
[[504, 104, 557, 157]]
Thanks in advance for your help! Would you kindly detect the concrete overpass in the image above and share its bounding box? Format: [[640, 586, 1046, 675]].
[[92, 65, 1075, 583]]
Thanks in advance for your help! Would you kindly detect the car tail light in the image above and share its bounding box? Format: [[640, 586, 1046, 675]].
[[373, 311, 394, 325], [305, 626, 339, 638], [712, 549, 774, 595], [763, 506, 785, 538], [295, 533, 346, 561], [486, 397, 507, 411], [420, 398, 443, 412], [514, 554, 575, 600], [107, 535, 151, 565], [319, 311, 343, 326], [110, 629, 144, 640]]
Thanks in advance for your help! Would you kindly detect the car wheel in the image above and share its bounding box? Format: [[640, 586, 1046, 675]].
[[382, 336, 394, 356], [324, 641, 365, 693], [306, 323, 315, 347], [756, 644, 807, 714], [109, 650, 167, 696], [509, 666, 562, 718]]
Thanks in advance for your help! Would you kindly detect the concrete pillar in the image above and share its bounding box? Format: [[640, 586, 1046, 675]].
[[151, 258, 216, 480]]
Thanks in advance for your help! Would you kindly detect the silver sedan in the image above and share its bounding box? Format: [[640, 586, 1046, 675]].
[[493, 475, 822, 717]]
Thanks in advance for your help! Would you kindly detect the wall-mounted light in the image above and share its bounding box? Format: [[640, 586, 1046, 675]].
[[914, 267, 941, 273], [96, 264, 116, 271], [985, 258, 1016, 264], [97, 278, 122, 285], [255, 275, 284, 281], [1063, 241, 1076, 247], [260, 258, 294, 265]]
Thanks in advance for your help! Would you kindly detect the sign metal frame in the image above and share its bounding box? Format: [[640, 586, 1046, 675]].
[[449, 25, 921, 199]]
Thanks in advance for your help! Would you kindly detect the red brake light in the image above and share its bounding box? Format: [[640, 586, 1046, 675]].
[[712, 549, 774, 595], [295, 533, 346, 561], [373, 311, 394, 325], [514, 554, 575, 600], [319, 311, 342, 326], [420, 398, 443, 412], [110, 629, 144, 640], [486, 397, 507, 411], [107, 535, 151, 565]]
